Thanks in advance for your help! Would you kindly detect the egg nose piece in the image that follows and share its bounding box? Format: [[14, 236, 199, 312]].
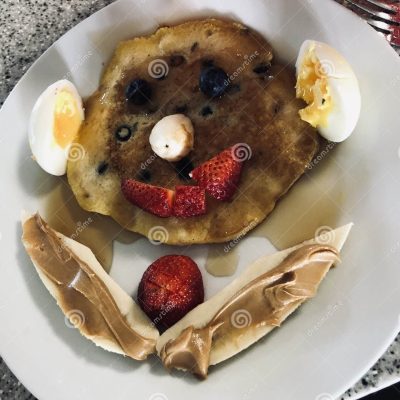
[[149, 114, 194, 162]]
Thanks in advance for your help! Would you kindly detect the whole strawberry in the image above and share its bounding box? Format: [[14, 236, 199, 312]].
[[137, 255, 204, 331]]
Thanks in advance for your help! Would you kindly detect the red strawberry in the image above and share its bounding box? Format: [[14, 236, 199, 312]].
[[172, 186, 206, 218], [137, 255, 204, 331], [121, 179, 174, 217], [189, 145, 244, 201]]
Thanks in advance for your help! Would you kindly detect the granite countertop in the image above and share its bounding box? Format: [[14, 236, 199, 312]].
[[0, 1, 399, 399]]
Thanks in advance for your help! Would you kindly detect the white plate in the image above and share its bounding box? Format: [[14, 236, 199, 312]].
[[1, 0, 400, 399]]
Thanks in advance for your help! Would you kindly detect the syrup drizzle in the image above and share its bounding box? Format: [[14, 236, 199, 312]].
[[44, 178, 140, 273], [205, 244, 240, 277]]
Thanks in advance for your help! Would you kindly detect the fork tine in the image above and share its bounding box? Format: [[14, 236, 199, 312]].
[[364, 0, 397, 13], [345, 0, 395, 22], [367, 18, 393, 31], [367, 19, 400, 47]]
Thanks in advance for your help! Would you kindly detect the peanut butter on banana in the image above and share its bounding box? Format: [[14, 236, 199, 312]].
[[160, 244, 339, 378], [22, 214, 156, 360]]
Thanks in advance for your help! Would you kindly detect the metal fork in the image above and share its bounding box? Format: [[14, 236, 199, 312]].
[[338, 0, 400, 48]]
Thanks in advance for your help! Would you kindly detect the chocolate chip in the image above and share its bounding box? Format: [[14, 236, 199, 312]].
[[175, 104, 188, 114], [137, 168, 152, 182], [173, 157, 194, 181], [206, 29, 213, 37], [125, 79, 152, 105], [97, 161, 109, 175], [169, 55, 185, 67], [200, 105, 213, 117], [191, 42, 199, 52], [115, 125, 132, 142], [253, 63, 271, 75]]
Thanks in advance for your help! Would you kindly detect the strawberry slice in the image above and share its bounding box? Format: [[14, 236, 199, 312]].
[[172, 186, 206, 218], [121, 179, 174, 217], [189, 145, 244, 201], [138, 255, 204, 331]]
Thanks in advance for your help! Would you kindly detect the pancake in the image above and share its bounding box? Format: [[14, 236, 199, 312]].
[[67, 18, 319, 245]]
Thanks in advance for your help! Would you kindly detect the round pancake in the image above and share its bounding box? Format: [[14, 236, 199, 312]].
[[67, 19, 319, 245]]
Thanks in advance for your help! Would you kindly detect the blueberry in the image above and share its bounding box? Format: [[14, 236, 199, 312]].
[[200, 105, 213, 117], [97, 161, 109, 175], [125, 79, 152, 105], [115, 125, 133, 142], [199, 66, 229, 98]]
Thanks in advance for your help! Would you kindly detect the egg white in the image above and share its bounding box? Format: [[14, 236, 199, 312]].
[[29, 80, 84, 176], [296, 40, 361, 142]]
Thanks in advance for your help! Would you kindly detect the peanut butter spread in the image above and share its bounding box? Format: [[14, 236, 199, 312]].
[[160, 244, 339, 378], [22, 214, 156, 360]]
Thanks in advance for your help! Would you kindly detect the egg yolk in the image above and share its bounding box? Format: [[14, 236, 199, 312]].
[[296, 50, 333, 128], [53, 90, 82, 148]]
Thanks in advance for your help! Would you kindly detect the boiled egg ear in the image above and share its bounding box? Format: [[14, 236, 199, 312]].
[[295, 40, 361, 142], [29, 80, 84, 176]]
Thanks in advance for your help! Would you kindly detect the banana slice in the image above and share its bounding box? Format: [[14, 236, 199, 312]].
[[157, 223, 353, 378], [21, 213, 352, 376], [21, 212, 159, 360], [149, 114, 194, 162]]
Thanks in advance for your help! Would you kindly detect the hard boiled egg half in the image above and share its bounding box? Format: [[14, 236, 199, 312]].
[[29, 80, 84, 176], [295, 40, 361, 142]]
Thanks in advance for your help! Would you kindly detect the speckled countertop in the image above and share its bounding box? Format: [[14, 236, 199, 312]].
[[0, 1, 399, 399]]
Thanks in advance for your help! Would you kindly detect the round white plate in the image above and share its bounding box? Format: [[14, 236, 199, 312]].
[[1, 0, 400, 399]]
